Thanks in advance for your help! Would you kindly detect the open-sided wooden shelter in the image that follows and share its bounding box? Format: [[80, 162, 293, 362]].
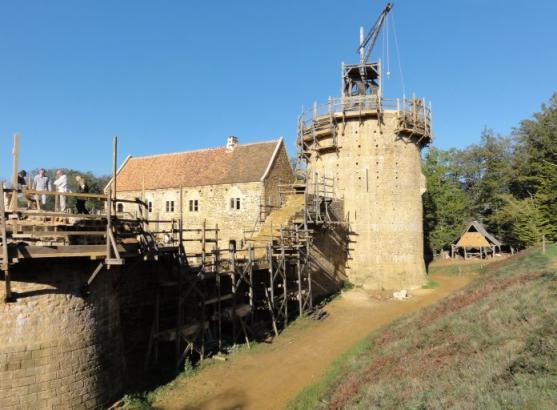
[[451, 220, 502, 259]]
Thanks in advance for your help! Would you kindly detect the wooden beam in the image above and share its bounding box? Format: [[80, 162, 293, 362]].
[[21, 189, 107, 200], [1, 181, 12, 302], [10, 133, 19, 211], [11, 243, 139, 259], [112, 136, 118, 212]]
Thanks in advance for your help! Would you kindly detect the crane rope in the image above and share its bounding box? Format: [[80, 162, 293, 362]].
[[386, 13, 391, 79], [391, 11, 406, 97]]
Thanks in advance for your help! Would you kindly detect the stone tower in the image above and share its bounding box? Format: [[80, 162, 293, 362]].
[[0, 260, 125, 409], [297, 7, 432, 290]]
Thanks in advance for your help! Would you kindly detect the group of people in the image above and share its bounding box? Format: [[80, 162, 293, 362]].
[[14, 169, 90, 214]]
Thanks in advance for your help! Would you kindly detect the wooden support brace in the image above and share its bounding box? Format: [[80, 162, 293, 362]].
[[81, 261, 105, 295]]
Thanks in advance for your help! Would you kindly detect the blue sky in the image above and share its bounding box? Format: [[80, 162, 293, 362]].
[[0, 0, 556, 178]]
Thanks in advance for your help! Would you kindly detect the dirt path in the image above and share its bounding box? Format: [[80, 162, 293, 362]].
[[153, 274, 472, 410]]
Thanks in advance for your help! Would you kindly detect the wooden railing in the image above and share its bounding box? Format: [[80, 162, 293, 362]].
[[297, 95, 432, 143]]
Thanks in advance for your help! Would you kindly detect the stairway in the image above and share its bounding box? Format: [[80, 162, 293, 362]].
[[248, 194, 305, 257]]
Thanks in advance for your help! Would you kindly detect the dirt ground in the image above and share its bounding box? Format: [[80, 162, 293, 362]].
[[429, 255, 509, 267], [152, 274, 472, 410]]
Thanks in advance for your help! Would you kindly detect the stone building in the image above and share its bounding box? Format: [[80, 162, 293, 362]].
[[113, 137, 294, 252]]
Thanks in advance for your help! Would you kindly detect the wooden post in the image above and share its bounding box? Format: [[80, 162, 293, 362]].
[[280, 227, 287, 323], [267, 241, 274, 316], [542, 235, 546, 255], [230, 246, 236, 346], [176, 250, 183, 366], [296, 225, 303, 317], [10, 134, 19, 211], [112, 136, 118, 213], [106, 193, 112, 263], [179, 186, 184, 249], [201, 219, 206, 264], [307, 232, 312, 309], [1, 181, 12, 302], [248, 244, 254, 323], [212, 227, 220, 351]]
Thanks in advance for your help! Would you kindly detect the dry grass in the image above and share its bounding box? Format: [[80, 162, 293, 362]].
[[289, 245, 557, 409]]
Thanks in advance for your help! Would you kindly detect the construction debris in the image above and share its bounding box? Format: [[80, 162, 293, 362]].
[[393, 289, 409, 300]]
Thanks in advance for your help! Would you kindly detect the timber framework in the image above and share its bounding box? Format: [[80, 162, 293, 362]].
[[1, 135, 342, 373]]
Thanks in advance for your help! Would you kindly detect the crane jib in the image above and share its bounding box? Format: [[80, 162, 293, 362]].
[[358, 2, 394, 65]]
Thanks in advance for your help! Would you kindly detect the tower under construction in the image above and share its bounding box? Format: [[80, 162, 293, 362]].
[[297, 3, 432, 289]]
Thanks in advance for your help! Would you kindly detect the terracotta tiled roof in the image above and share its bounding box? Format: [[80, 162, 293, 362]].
[[115, 139, 282, 192]]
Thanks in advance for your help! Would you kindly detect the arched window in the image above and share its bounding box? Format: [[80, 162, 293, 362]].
[[116, 203, 124, 213]]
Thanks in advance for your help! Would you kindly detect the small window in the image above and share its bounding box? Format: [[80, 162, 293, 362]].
[[229, 240, 237, 253], [230, 197, 241, 210], [189, 199, 199, 212], [116, 203, 124, 212], [165, 200, 175, 213], [147, 201, 153, 213]]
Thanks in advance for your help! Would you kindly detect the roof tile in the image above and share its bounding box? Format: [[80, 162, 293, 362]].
[[116, 140, 281, 191]]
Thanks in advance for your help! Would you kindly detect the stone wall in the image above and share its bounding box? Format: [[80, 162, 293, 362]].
[[310, 226, 349, 299], [0, 260, 125, 409], [306, 111, 427, 290], [263, 143, 295, 208], [118, 181, 263, 255]]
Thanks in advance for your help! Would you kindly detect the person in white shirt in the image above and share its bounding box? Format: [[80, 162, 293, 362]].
[[53, 170, 69, 211], [32, 168, 51, 206]]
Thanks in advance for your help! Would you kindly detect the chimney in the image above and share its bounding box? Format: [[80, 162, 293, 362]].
[[226, 135, 238, 151]]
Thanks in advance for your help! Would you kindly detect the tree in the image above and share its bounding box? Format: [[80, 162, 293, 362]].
[[510, 93, 557, 240], [423, 94, 557, 253], [452, 129, 514, 227], [492, 194, 555, 248], [422, 147, 470, 256]]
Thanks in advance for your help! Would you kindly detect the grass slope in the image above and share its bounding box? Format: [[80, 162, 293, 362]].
[[289, 246, 557, 409]]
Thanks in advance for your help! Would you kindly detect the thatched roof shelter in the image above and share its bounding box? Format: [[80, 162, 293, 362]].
[[451, 221, 502, 259]]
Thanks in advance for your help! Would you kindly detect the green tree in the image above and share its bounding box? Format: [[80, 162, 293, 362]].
[[510, 93, 557, 240], [452, 129, 514, 226], [492, 194, 554, 248], [422, 147, 470, 256]]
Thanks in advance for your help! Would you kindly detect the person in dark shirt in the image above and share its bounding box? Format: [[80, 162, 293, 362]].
[[75, 175, 89, 214], [17, 170, 27, 187]]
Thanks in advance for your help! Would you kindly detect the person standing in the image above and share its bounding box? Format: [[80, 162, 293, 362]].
[[53, 170, 68, 211], [9, 170, 28, 209], [32, 168, 51, 207], [75, 175, 89, 214], [17, 170, 27, 187]]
